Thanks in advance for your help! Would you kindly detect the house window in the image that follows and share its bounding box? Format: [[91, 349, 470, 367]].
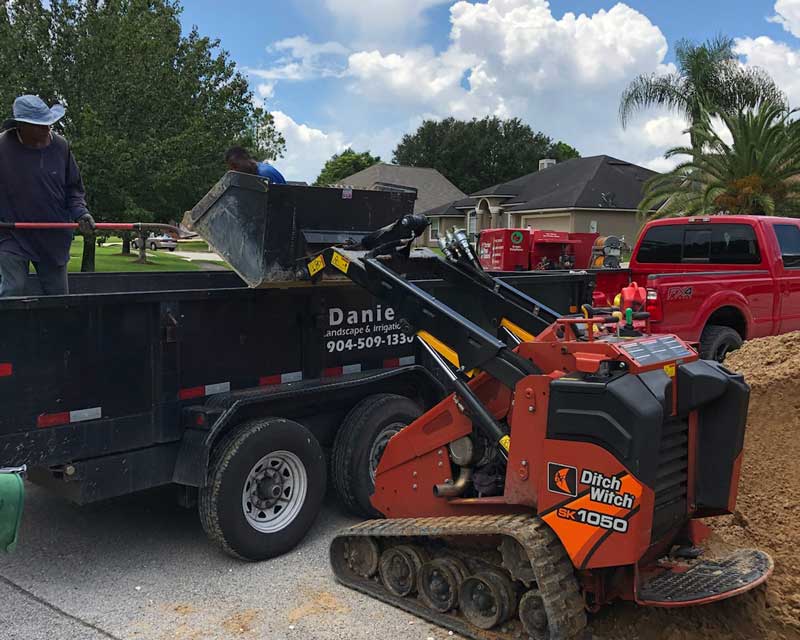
[[467, 211, 478, 238], [430, 218, 440, 241]]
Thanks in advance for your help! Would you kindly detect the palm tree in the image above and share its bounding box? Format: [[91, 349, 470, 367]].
[[620, 36, 785, 148], [639, 102, 800, 218]]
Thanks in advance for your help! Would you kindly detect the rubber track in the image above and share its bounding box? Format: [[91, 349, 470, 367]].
[[330, 514, 587, 640]]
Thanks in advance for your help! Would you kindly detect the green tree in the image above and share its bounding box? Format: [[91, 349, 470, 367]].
[[392, 116, 580, 194], [639, 103, 800, 218], [314, 148, 381, 186], [620, 35, 785, 149], [0, 0, 285, 269]]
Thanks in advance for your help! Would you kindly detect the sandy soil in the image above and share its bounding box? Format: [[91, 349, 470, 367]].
[[593, 332, 800, 639]]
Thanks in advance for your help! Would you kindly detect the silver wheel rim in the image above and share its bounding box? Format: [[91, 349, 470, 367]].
[[241, 450, 307, 533], [369, 423, 403, 483]]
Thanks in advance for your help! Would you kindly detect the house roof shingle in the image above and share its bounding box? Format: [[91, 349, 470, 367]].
[[340, 163, 466, 214], [471, 155, 657, 212]]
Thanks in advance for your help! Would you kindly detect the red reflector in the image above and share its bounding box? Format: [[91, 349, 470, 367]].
[[178, 386, 205, 400], [37, 412, 69, 428], [0, 363, 12, 377], [259, 375, 281, 386], [383, 358, 400, 368], [195, 414, 206, 427], [323, 366, 343, 377]]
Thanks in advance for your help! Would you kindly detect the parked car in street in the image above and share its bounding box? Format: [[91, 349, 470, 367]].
[[132, 233, 177, 251]]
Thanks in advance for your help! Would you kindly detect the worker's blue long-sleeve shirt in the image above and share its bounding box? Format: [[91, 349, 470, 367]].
[[256, 161, 286, 184], [0, 130, 89, 265]]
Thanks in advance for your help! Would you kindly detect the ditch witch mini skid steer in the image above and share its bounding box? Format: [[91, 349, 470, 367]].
[[306, 215, 773, 640]]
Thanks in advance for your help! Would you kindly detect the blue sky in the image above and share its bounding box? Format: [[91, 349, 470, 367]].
[[179, 0, 800, 183]]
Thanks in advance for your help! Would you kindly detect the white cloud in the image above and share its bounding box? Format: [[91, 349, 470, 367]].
[[735, 36, 800, 106], [257, 83, 275, 99], [643, 154, 684, 173], [270, 111, 349, 183], [249, 36, 349, 81], [770, 0, 800, 38], [322, 0, 451, 47], [641, 115, 690, 148], [344, 0, 673, 169]]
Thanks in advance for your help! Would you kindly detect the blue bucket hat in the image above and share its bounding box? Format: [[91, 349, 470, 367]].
[[2, 95, 65, 131]]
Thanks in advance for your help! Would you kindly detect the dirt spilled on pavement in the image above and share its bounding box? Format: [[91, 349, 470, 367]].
[[592, 332, 800, 640]]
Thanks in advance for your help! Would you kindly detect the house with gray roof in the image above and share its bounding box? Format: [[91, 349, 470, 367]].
[[339, 163, 466, 217], [423, 156, 658, 245]]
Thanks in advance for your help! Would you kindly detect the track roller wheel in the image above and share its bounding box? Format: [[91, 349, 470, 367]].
[[418, 557, 469, 613], [459, 569, 517, 630], [341, 536, 380, 578], [379, 545, 427, 597], [519, 589, 550, 639]]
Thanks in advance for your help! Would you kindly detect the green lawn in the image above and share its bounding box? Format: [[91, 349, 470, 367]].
[[175, 239, 211, 252], [67, 236, 203, 272]]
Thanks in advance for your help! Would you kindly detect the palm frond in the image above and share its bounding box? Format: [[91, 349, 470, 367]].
[[619, 73, 688, 127]]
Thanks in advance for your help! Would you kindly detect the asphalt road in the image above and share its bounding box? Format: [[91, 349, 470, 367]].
[[0, 484, 456, 640]]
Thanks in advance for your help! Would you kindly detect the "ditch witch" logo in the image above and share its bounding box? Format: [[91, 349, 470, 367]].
[[548, 462, 577, 497], [582, 469, 635, 509]]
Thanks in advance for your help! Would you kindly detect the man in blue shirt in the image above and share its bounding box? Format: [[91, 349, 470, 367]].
[[0, 95, 95, 296], [224, 146, 286, 184]]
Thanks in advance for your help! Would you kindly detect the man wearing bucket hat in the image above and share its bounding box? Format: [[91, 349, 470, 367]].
[[0, 95, 95, 296]]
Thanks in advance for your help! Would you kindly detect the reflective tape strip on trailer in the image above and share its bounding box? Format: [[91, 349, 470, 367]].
[[258, 371, 303, 386], [323, 363, 363, 377], [382, 355, 416, 368], [37, 406, 102, 429], [178, 381, 231, 400]]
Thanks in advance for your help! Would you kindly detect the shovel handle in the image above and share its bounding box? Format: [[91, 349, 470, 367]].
[[0, 222, 180, 233]]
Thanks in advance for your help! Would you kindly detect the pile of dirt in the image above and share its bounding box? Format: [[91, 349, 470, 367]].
[[592, 332, 800, 640], [714, 332, 800, 637]]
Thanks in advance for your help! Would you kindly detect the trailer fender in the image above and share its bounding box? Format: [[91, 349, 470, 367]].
[[173, 366, 446, 488]]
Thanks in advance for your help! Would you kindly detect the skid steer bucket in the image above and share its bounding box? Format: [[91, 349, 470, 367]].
[[184, 171, 415, 287], [0, 472, 24, 553]]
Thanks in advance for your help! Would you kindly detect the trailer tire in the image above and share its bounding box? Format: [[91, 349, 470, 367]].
[[199, 417, 325, 561], [699, 324, 743, 362], [332, 394, 422, 518]]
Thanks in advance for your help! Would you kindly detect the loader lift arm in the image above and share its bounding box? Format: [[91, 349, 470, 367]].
[[310, 246, 542, 389]]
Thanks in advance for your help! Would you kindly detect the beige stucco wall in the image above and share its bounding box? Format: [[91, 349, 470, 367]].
[[570, 210, 646, 244], [505, 209, 645, 244]]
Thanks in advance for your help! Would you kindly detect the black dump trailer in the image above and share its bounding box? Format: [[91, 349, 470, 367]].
[[0, 177, 594, 560]]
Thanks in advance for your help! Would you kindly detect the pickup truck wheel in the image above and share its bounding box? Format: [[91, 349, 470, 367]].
[[332, 394, 422, 518], [699, 325, 743, 362], [199, 417, 325, 561]]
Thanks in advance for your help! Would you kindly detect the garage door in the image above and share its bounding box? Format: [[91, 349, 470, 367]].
[[520, 215, 572, 232]]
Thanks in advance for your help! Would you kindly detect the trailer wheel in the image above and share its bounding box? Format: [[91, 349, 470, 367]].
[[199, 417, 325, 561], [332, 394, 422, 518], [699, 324, 742, 362]]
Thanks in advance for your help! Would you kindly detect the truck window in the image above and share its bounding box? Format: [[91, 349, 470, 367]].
[[683, 229, 711, 261], [774, 224, 800, 268], [710, 225, 760, 264], [636, 226, 683, 263], [637, 223, 760, 264]]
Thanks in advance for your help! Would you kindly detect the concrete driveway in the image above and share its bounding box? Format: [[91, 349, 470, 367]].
[[0, 484, 453, 640]]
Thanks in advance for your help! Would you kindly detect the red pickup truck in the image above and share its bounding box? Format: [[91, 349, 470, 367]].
[[595, 215, 800, 360]]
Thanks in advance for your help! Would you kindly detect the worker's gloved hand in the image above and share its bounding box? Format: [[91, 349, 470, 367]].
[[77, 212, 96, 235]]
